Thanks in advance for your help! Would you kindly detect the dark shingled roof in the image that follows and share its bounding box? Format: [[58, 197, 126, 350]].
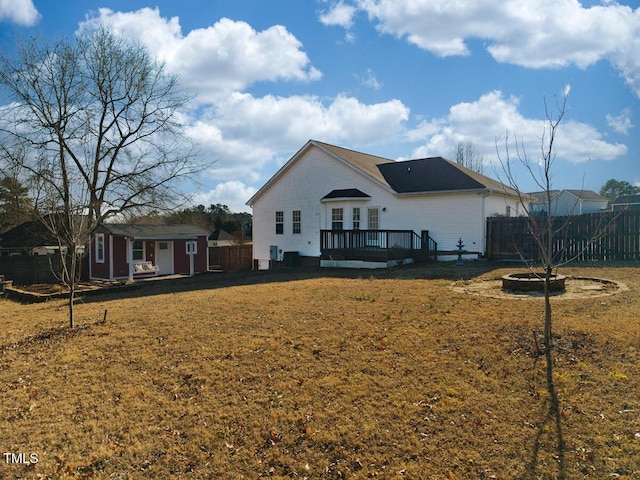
[[612, 194, 640, 204], [322, 188, 371, 199], [378, 157, 486, 193], [0, 215, 89, 248], [0, 219, 57, 248]]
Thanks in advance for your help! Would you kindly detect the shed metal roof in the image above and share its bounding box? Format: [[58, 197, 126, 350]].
[[98, 224, 209, 239]]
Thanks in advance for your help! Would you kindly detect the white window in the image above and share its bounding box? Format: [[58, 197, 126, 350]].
[[186, 241, 197, 254], [132, 240, 144, 261], [368, 208, 379, 230], [331, 208, 343, 230], [367, 208, 380, 244], [292, 210, 301, 234], [352, 208, 360, 230], [275, 211, 284, 234], [95, 233, 105, 263]]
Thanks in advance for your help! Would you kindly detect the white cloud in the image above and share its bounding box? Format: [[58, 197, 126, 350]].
[[79, 8, 322, 102], [0, 0, 39, 26], [319, 1, 357, 28], [606, 108, 633, 135], [75, 7, 412, 194], [409, 90, 627, 165], [216, 92, 408, 145], [192, 181, 257, 213], [358, 68, 382, 90], [351, 0, 640, 96], [188, 92, 410, 183]]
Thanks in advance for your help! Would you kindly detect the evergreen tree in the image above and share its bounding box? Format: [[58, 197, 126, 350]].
[[0, 176, 34, 233]]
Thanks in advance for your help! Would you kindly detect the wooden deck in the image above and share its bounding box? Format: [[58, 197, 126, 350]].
[[320, 229, 437, 264]]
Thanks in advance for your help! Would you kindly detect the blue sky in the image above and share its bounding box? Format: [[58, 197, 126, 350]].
[[1, 0, 639, 212]]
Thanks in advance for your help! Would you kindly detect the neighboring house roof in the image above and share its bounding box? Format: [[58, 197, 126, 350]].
[[0, 216, 89, 249], [247, 139, 519, 206], [321, 188, 371, 200], [564, 189, 608, 202], [612, 194, 640, 205], [529, 189, 608, 203], [0, 219, 57, 249], [208, 228, 236, 242], [97, 223, 209, 240]]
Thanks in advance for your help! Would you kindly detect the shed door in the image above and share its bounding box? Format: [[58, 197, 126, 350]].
[[156, 241, 173, 275]]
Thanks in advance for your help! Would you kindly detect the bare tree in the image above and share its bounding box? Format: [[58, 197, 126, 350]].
[[496, 92, 568, 478], [34, 186, 89, 330], [0, 25, 199, 233], [0, 25, 200, 327], [454, 139, 484, 174]]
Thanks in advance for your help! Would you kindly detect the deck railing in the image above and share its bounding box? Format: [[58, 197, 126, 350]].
[[320, 230, 437, 262]]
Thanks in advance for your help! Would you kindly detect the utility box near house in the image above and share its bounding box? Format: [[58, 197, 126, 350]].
[[283, 251, 300, 267], [269, 245, 279, 261]]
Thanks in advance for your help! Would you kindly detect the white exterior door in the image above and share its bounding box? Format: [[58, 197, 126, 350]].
[[156, 241, 173, 275], [367, 207, 380, 245]]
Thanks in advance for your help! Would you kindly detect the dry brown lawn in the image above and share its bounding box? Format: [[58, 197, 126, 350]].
[[0, 262, 639, 479]]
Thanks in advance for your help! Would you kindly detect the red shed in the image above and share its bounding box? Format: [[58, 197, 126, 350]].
[[89, 224, 209, 281]]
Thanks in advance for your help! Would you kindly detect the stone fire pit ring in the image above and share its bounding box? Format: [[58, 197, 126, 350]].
[[501, 272, 567, 292]]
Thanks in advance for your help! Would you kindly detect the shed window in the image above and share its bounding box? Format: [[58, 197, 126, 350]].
[[132, 240, 144, 261], [95, 233, 105, 263], [292, 210, 301, 234]]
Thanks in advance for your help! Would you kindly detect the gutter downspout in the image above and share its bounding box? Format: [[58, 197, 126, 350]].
[[109, 234, 114, 280], [481, 189, 493, 256], [127, 238, 133, 281]]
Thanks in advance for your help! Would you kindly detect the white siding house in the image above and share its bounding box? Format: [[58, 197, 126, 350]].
[[529, 190, 609, 216], [247, 140, 522, 268]]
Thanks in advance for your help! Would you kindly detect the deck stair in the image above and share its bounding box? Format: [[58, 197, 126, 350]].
[[0, 274, 13, 295]]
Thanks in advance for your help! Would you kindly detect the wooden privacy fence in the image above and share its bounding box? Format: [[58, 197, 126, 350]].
[[0, 254, 89, 286], [486, 210, 640, 262], [209, 244, 252, 271]]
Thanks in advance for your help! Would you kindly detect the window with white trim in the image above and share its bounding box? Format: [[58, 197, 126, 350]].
[[275, 211, 284, 234], [95, 233, 105, 263], [368, 208, 379, 230], [132, 240, 144, 261], [352, 208, 360, 230], [331, 208, 343, 230], [292, 210, 301, 234]]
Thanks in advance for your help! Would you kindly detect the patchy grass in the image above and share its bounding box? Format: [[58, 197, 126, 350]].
[[0, 263, 639, 479]]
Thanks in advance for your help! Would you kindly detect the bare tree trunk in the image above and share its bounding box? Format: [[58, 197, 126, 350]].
[[68, 285, 75, 329], [543, 267, 565, 479]]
